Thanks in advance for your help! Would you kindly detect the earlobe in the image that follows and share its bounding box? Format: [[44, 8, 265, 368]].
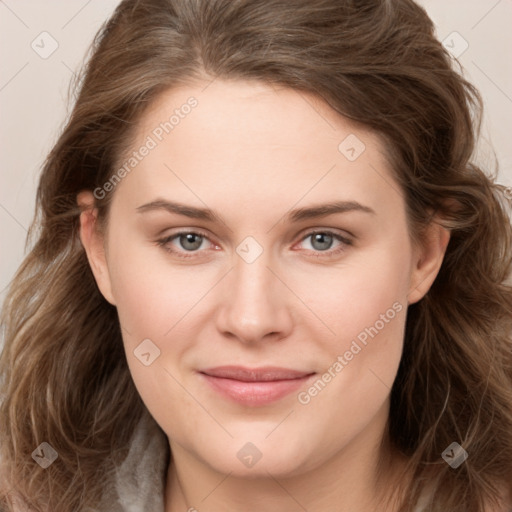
[[407, 220, 451, 305], [77, 191, 116, 305]]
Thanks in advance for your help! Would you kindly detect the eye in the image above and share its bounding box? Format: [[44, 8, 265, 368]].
[[296, 230, 352, 258], [156, 230, 215, 259], [156, 229, 352, 260]]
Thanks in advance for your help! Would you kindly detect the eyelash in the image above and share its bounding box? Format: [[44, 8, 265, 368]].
[[156, 229, 353, 260]]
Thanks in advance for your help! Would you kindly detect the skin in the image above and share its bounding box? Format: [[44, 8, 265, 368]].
[[78, 79, 450, 512]]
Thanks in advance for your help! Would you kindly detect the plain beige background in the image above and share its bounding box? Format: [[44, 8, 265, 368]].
[[1, 0, 511, 302]]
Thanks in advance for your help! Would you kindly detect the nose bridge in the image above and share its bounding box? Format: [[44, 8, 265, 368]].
[[233, 247, 272, 302], [217, 237, 291, 342]]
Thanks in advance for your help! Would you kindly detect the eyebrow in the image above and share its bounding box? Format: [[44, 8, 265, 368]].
[[136, 199, 376, 223]]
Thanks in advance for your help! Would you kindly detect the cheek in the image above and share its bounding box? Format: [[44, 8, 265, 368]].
[[291, 254, 408, 456], [106, 243, 207, 425], [291, 236, 410, 412], [296, 239, 411, 349], [111, 267, 171, 341], [107, 238, 206, 342]]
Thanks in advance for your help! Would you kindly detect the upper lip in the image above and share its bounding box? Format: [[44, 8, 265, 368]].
[[200, 366, 315, 382]]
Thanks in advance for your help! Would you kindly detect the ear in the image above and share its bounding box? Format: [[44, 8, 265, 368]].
[[407, 218, 451, 305], [77, 191, 116, 305]]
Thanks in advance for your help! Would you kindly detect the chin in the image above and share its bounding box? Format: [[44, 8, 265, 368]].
[[195, 435, 318, 479]]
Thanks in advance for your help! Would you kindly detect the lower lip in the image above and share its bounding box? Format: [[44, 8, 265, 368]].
[[199, 373, 315, 406]]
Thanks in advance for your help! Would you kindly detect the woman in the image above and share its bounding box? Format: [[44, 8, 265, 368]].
[[1, 0, 511, 511]]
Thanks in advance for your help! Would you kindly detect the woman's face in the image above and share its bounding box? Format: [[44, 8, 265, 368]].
[[81, 79, 447, 478]]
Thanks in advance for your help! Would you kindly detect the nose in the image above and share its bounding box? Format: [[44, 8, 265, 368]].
[[215, 246, 293, 345]]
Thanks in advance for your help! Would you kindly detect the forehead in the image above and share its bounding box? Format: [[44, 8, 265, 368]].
[[109, 79, 403, 221], [132, 79, 379, 157]]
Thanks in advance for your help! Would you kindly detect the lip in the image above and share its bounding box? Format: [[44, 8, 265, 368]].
[[199, 366, 316, 406]]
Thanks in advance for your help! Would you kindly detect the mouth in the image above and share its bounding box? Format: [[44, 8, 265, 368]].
[[198, 366, 316, 406]]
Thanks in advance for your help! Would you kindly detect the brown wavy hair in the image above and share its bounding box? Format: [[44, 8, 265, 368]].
[[1, 0, 511, 510]]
